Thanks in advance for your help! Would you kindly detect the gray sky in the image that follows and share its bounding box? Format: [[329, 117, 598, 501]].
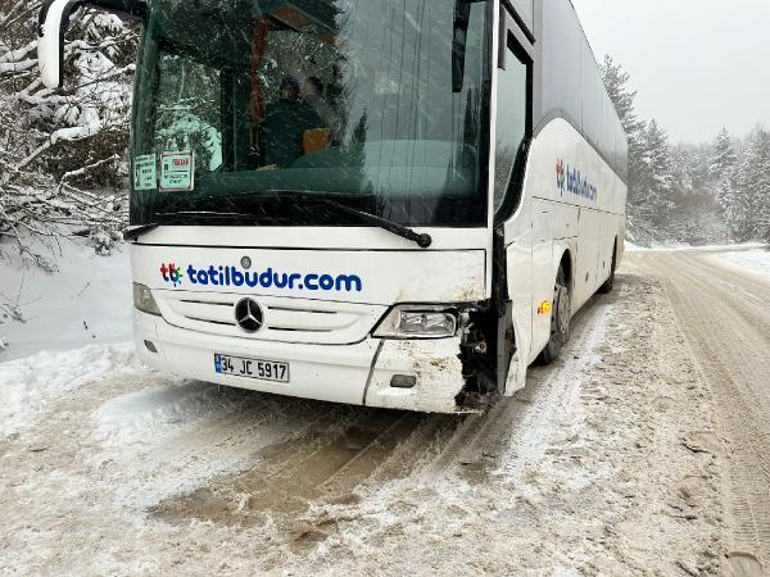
[[571, 0, 770, 143]]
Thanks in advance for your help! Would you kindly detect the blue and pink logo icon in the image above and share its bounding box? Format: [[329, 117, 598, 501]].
[[556, 159, 566, 191], [160, 263, 184, 287]]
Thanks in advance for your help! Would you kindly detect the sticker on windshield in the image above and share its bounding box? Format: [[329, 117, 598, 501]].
[[133, 154, 156, 191], [374, 72, 399, 95], [160, 151, 195, 192]]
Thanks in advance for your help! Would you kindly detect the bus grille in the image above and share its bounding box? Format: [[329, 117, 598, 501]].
[[154, 291, 386, 345]]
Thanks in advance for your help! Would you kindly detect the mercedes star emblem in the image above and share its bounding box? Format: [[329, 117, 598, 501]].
[[235, 298, 264, 333]]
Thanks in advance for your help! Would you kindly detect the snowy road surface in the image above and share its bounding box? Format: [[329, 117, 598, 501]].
[[1, 249, 769, 576]]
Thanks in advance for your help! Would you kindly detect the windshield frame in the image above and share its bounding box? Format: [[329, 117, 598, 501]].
[[129, 0, 494, 230]]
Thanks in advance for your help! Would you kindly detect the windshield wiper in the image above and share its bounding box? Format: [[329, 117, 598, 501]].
[[124, 198, 433, 249], [123, 222, 161, 242], [248, 191, 432, 248], [322, 199, 433, 248], [123, 211, 262, 242]]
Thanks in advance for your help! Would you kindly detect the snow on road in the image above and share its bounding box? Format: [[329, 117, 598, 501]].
[[641, 250, 770, 577], [1, 258, 740, 576]]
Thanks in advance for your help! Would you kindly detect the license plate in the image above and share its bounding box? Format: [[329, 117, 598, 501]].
[[214, 354, 289, 383]]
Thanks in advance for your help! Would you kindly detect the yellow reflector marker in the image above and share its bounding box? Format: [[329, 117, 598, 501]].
[[537, 301, 552, 316]]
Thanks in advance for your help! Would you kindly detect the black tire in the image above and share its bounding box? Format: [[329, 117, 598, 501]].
[[598, 243, 617, 294], [538, 266, 571, 365]]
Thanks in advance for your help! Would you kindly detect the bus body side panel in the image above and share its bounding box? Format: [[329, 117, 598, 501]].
[[530, 197, 554, 359], [532, 0, 629, 318], [574, 208, 602, 309], [516, 117, 626, 356]]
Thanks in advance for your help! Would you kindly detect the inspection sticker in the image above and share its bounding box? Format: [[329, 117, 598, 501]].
[[133, 154, 157, 191], [160, 151, 195, 192]]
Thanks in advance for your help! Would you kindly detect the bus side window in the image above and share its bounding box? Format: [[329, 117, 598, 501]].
[[493, 34, 530, 219]]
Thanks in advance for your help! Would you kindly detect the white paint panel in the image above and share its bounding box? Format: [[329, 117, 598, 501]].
[[131, 244, 486, 306], [38, 0, 71, 89], [574, 208, 601, 310], [553, 203, 579, 240], [135, 310, 377, 407], [503, 117, 626, 363], [528, 118, 625, 215], [366, 338, 466, 413], [530, 198, 554, 359]]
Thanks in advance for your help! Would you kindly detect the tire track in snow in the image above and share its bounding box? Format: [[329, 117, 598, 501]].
[[646, 252, 770, 576], [149, 288, 615, 539], [419, 293, 614, 483]]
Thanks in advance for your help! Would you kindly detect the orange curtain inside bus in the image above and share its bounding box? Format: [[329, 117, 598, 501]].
[[250, 17, 269, 123]]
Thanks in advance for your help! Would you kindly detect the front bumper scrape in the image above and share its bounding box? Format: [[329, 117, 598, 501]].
[[364, 337, 466, 413]]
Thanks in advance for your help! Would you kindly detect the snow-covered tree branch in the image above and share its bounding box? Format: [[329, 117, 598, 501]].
[[0, 1, 136, 265]]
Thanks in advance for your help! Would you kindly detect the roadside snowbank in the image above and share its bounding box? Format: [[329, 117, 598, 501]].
[[706, 248, 770, 278], [626, 242, 766, 253], [0, 239, 132, 361], [0, 343, 139, 436]]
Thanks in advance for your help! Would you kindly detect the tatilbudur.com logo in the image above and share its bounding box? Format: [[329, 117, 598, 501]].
[[556, 159, 598, 202], [160, 263, 363, 293]]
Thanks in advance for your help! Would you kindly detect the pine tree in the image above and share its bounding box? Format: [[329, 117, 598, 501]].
[[600, 56, 648, 241], [734, 127, 770, 242], [600, 56, 646, 184], [645, 120, 675, 195], [709, 128, 738, 182], [670, 143, 726, 244], [708, 129, 740, 240], [600, 56, 643, 136], [631, 119, 675, 239]]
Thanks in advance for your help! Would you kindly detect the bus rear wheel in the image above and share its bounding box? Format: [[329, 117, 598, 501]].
[[538, 267, 571, 365]]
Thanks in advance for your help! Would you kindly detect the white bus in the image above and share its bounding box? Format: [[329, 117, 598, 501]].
[[39, 0, 627, 413]]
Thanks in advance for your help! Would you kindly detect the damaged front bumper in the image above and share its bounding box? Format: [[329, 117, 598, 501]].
[[134, 309, 468, 414]]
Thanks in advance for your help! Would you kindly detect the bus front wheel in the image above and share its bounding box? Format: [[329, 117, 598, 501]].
[[538, 267, 571, 365]]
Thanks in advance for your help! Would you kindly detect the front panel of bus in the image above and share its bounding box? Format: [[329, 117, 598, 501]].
[[127, 0, 498, 412]]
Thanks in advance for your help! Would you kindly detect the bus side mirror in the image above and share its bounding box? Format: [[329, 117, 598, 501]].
[[38, 0, 146, 89]]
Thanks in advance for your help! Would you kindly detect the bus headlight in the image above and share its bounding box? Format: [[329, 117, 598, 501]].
[[373, 306, 458, 339], [133, 283, 161, 316]]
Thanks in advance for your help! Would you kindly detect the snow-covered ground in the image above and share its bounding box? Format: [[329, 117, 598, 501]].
[[626, 241, 766, 253], [0, 343, 138, 437], [704, 248, 770, 278], [2, 247, 770, 575], [0, 258, 740, 576], [0, 239, 132, 361]]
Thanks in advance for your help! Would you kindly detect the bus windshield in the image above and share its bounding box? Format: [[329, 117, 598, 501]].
[[130, 0, 490, 229]]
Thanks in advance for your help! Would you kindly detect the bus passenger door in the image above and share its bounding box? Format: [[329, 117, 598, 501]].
[[494, 13, 534, 395], [504, 202, 533, 394]]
